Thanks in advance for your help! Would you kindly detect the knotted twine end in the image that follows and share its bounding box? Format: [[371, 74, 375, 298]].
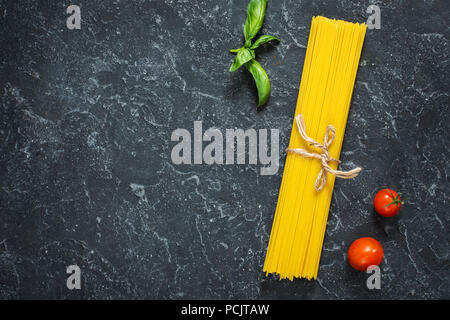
[[286, 114, 362, 191]]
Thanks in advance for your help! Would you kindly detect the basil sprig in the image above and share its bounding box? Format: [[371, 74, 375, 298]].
[[229, 0, 280, 107]]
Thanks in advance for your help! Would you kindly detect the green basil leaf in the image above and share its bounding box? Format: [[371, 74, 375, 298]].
[[243, 0, 268, 46], [245, 59, 270, 107], [229, 48, 255, 72], [250, 35, 280, 50]]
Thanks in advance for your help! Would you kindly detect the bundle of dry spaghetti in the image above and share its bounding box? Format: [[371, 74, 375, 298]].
[[263, 16, 366, 280]]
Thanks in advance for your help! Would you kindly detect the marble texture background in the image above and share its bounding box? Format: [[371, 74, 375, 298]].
[[0, 0, 448, 299]]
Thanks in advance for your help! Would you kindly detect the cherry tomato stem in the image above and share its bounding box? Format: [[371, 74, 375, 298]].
[[374, 189, 403, 217]]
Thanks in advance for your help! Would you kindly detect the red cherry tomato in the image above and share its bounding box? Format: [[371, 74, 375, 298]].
[[374, 189, 403, 217], [347, 237, 384, 271]]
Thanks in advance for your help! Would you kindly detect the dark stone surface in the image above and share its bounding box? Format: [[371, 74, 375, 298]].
[[0, 0, 448, 299]]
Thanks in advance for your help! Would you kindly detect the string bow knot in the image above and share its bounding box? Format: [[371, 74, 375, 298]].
[[286, 114, 361, 191]]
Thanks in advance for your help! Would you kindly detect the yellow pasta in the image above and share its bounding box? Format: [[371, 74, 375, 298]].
[[263, 16, 366, 280]]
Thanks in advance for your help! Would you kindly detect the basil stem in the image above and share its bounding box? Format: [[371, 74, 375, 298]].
[[228, 0, 279, 107], [245, 59, 270, 107]]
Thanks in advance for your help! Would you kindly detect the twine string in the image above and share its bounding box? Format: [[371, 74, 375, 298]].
[[286, 114, 361, 191]]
